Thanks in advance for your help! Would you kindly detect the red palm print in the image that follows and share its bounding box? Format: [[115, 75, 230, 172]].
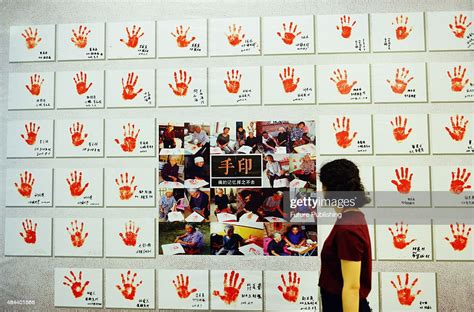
[[213, 271, 245, 305], [445, 223, 471, 251], [115, 172, 137, 200], [122, 72, 143, 100], [66, 220, 89, 248], [69, 122, 88, 146], [450, 167, 471, 194], [336, 15, 356, 39], [445, 114, 469, 141], [20, 122, 40, 145], [224, 69, 242, 94], [63, 271, 90, 298], [449, 14, 472, 39], [73, 71, 92, 95], [447, 65, 469, 92], [19, 219, 37, 244], [169, 70, 192, 96], [115, 123, 140, 152], [390, 115, 412, 142], [391, 167, 413, 194], [388, 222, 416, 249], [71, 25, 91, 48], [333, 116, 357, 148], [25, 74, 44, 96], [390, 273, 421, 306], [276, 22, 302, 45], [226, 24, 245, 46], [14, 171, 35, 198], [119, 220, 140, 246], [66, 170, 89, 197], [22, 27, 42, 49], [173, 274, 198, 299], [330, 69, 357, 95], [393, 15, 412, 40], [279, 67, 300, 93], [120, 25, 144, 48], [171, 25, 196, 48], [386, 67, 413, 94], [277, 272, 300, 303], [116, 270, 143, 300]]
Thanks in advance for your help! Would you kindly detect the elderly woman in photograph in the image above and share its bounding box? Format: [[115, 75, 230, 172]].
[[216, 127, 234, 153], [175, 223, 205, 255], [161, 155, 182, 183], [162, 123, 177, 149], [159, 189, 177, 221]]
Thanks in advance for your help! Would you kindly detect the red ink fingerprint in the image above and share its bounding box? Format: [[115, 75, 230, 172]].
[[212, 270, 245, 305]]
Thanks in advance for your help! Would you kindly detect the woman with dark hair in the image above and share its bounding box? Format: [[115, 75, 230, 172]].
[[318, 159, 372, 312]]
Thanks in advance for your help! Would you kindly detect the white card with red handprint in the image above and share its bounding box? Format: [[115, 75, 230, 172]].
[[371, 12, 425, 52], [431, 166, 473, 207], [434, 221, 473, 260], [7, 119, 54, 158], [427, 11, 473, 51], [372, 63, 427, 103], [54, 218, 103, 257], [9, 24, 55, 62], [374, 114, 429, 154], [4, 217, 52, 256], [158, 19, 207, 57], [105, 269, 155, 308], [107, 21, 156, 59], [6, 168, 53, 207], [106, 69, 155, 107], [55, 119, 104, 157], [8, 72, 54, 110], [209, 66, 261, 106], [317, 64, 371, 104], [157, 67, 207, 106], [54, 268, 103, 307], [429, 62, 473, 102], [56, 70, 104, 109], [158, 270, 209, 310], [318, 114, 373, 155], [104, 218, 155, 257], [57, 23, 105, 60], [317, 14, 369, 53], [380, 272, 437, 311], [106, 118, 156, 157], [430, 113, 473, 154], [263, 65, 315, 104], [262, 15, 314, 55], [54, 168, 103, 207], [209, 17, 260, 56], [210, 270, 262, 310], [264, 271, 319, 311], [105, 168, 155, 207]]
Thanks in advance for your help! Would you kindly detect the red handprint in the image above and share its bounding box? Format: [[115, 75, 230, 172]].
[[168, 70, 192, 96], [173, 274, 197, 299], [330, 69, 357, 95], [279, 67, 300, 93], [445, 114, 469, 141], [391, 167, 413, 194], [213, 271, 245, 305], [66, 170, 89, 197], [20, 122, 40, 145], [116, 270, 143, 300], [336, 15, 356, 39], [115, 172, 137, 200], [445, 222, 471, 251], [390, 273, 421, 306], [224, 69, 241, 94], [393, 15, 412, 40], [386, 67, 413, 94], [73, 71, 92, 95], [171, 25, 196, 48], [276, 22, 301, 45], [333, 116, 357, 148], [277, 272, 300, 303], [391, 115, 412, 142], [114, 123, 140, 152], [121, 72, 143, 100], [447, 65, 469, 92], [450, 167, 471, 194], [71, 25, 91, 48], [388, 222, 416, 249], [63, 271, 90, 299], [21, 27, 42, 49], [449, 14, 472, 39], [14, 171, 35, 198], [120, 25, 144, 48], [25, 74, 44, 96], [66, 220, 88, 248], [19, 219, 37, 244], [226, 24, 245, 46], [119, 220, 140, 246], [69, 122, 88, 146]]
